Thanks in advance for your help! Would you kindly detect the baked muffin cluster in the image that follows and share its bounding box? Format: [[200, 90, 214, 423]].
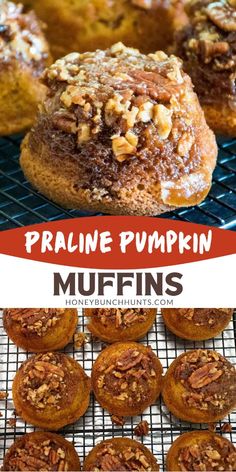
[[2, 307, 235, 471], [175, 0, 236, 135], [0, 1, 51, 135], [20, 43, 217, 216]]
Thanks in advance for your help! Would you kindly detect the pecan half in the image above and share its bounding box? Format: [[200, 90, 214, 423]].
[[206, 2, 236, 32], [188, 362, 223, 389]]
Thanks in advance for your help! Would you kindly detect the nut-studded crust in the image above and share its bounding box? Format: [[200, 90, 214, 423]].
[[162, 349, 236, 423], [3, 308, 78, 352], [12, 352, 91, 430], [91, 342, 163, 416], [174, 0, 236, 136], [83, 437, 159, 471], [0, 2, 51, 136], [161, 308, 233, 340], [3, 432, 81, 471], [85, 308, 157, 343], [166, 431, 236, 471], [17, 0, 187, 59], [20, 43, 217, 216]]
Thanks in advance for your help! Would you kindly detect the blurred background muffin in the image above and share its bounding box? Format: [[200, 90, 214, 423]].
[[174, 0, 236, 136], [0, 1, 51, 135], [16, 0, 188, 58]]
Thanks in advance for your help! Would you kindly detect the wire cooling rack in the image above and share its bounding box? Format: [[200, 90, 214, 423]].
[[0, 135, 236, 230], [0, 310, 235, 471]]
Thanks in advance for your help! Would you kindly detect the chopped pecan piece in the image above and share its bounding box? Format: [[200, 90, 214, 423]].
[[134, 420, 150, 436], [111, 414, 126, 426]]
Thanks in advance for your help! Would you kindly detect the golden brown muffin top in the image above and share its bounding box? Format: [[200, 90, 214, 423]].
[[20, 352, 75, 411], [0, 1, 49, 65], [177, 435, 236, 471], [3, 308, 64, 337], [174, 349, 236, 414], [38, 42, 203, 190], [85, 440, 155, 471], [175, 0, 236, 100], [95, 345, 158, 405], [177, 308, 233, 326], [3, 433, 72, 471], [91, 308, 150, 328]]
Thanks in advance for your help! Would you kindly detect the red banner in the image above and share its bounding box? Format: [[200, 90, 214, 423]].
[[0, 217, 235, 269]]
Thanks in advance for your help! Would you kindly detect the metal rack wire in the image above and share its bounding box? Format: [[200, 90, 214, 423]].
[[0, 310, 235, 471], [0, 135, 236, 230]]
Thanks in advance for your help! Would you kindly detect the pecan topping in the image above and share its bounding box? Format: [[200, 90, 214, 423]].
[[0, 2, 49, 64], [134, 420, 150, 436], [188, 362, 223, 389], [174, 350, 236, 413], [206, 2, 236, 32], [74, 332, 89, 349], [111, 415, 126, 426], [4, 437, 69, 471], [92, 308, 148, 328], [4, 308, 63, 337], [0, 391, 8, 400], [21, 353, 67, 410], [178, 437, 236, 471], [91, 443, 152, 471], [98, 347, 158, 407], [178, 308, 232, 326]]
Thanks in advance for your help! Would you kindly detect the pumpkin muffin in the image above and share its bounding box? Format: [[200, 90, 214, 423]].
[[3, 431, 81, 471], [161, 308, 233, 340], [166, 431, 236, 471], [0, 1, 51, 136], [91, 342, 163, 417], [12, 352, 91, 430], [3, 308, 78, 352], [20, 43, 217, 216], [85, 308, 156, 342], [162, 349, 236, 423], [16, 0, 187, 59], [174, 0, 236, 136], [83, 437, 159, 471]]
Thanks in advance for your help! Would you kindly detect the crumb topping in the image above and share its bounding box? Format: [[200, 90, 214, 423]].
[[30, 43, 203, 193], [178, 308, 232, 326], [174, 350, 236, 413], [4, 437, 69, 471], [0, 1, 49, 66], [20, 353, 69, 411], [87, 442, 153, 471], [96, 346, 158, 407], [92, 308, 150, 328], [4, 308, 63, 337], [178, 436, 236, 471], [175, 0, 236, 103]]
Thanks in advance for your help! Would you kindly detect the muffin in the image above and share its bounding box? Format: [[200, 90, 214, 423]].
[[83, 437, 159, 471], [3, 432, 81, 471], [0, 1, 51, 136], [175, 0, 236, 136], [91, 342, 163, 417], [162, 349, 236, 423], [166, 431, 236, 471], [20, 43, 217, 216], [12, 352, 91, 430], [85, 308, 156, 342], [161, 308, 233, 340], [16, 0, 187, 59], [3, 308, 78, 352]]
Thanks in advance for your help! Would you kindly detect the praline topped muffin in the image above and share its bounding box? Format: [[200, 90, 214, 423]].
[[20, 43, 217, 216], [3, 308, 78, 351], [16, 0, 188, 58], [0, 1, 51, 135], [175, 0, 236, 135], [3, 432, 81, 471]]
